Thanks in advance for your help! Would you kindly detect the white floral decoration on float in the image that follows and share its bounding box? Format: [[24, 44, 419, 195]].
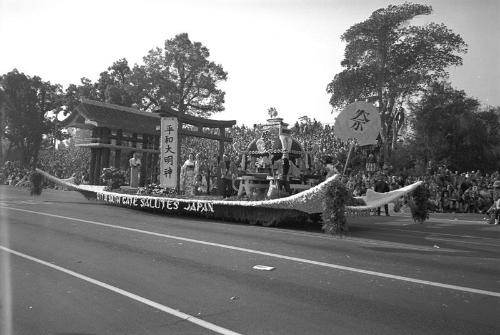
[[36, 169, 423, 220], [209, 174, 342, 214]]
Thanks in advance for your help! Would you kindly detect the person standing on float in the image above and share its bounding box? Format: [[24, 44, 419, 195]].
[[219, 154, 236, 198], [273, 152, 292, 195], [129, 152, 141, 187], [180, 153, 196, 195]]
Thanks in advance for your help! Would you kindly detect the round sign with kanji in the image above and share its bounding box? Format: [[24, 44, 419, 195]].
[[334, 101, 381, 146]]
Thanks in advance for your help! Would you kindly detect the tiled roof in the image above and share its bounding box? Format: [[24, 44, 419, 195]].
[[61, 99, 236, 135], [75, 99, 160, 135]]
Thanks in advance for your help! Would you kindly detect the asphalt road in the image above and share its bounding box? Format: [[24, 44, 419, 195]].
[[1, 186, 499, 335]]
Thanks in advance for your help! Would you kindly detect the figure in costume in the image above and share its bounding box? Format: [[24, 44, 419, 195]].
[[180, 153, 196, 195], [129, 152, 141, 187]]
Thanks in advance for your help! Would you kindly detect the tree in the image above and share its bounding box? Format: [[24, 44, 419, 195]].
[[99, 58, 135, 106], [63, 59, 135, 115], [64, 77, 100, 115], [410, 82, 500, 172], [0, 69, 64, 168], [131, 33, 227, 116], [63, 34, 227, 117], [327, 3, 467, 163]]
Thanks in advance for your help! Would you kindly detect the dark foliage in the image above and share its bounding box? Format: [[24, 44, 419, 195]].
[[100, 167, 127, 190], [410, 184, 430, 223], [29, 171, 43, 196], [322, 179, 349, 234]]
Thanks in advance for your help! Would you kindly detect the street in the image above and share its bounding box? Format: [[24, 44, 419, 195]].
[[1, 186, 499, 335]]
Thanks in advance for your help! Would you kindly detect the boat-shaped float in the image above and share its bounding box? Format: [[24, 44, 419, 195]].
[[37, 169, 422, 227]]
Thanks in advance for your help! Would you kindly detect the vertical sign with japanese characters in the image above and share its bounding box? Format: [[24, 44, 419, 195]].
[[160, 117, 178, 188]]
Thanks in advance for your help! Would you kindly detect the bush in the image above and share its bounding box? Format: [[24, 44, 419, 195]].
[[137, 183, 177, 196], [100, 168, 126, 190], [409, 184, 430, 223], [322, 179, 349, 234]]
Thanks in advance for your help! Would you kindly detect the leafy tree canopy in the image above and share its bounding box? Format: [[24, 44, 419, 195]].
[[63, 59, 134, 115], [327, 2, 467, 161], [0, 69, 64, 168], [131, 33, 227, 116], [64, 33, 227, 118], [410, 82, 500, 172]]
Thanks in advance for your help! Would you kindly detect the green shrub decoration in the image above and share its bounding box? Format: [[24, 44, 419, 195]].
[[100, 167, 126, 190], [322, 179, 349, 234], [30, 170, 43, 196], [138, 183, 177, 196], [410, 184, 430, 223]]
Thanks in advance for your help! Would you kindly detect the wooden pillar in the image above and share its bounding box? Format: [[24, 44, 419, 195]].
[[148, 151, 154, 184], [102, 148, 110, 169], [218, 127, 225, 160], [101, 128, 110, 169], [217, 127, 225, 195], [89, 127, 98, 184], [114, 129, 122, 169], [153, 134, 160, 184], [94, 149, 102, 185], [132, 133, 137, 149], [140, 133, 149, 186], [143, 134, 155, 185], [140, 152, 148, 186], [90, 148, 97, 185]]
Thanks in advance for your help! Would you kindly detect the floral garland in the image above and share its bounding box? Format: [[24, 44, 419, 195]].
[[137, 183, 176, 196], [409, 184, 430, 223], [100, 167, 127, 190], [37, 168, 426, 229], [321, 179, 349, 234]]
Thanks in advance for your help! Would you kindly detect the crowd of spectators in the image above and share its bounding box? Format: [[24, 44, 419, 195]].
[[0, 161, 31, 187], [417, 168, 499, 214], [1, 159, 89, 189], [2, 119, 498, 216], [339, 167, 499, 214], [179, 121, 498, 215]]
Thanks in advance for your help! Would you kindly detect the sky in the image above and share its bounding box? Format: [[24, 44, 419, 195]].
[[1, 0, 499, 126]]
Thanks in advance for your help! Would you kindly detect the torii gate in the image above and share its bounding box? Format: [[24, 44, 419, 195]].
[[156, 108, 236, 193]]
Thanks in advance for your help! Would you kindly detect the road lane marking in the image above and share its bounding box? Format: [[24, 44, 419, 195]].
[[424, 236, 500, 247], [239, 226, 460, 252], [374, 227, 483, 239], [0, 245, 242, 335], [4, 206, 500, 298]]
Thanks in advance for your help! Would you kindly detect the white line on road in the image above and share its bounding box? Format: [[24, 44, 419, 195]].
[[4, 206, 500, 298], [375, 227, 481, 239], [0, 245, 242, 335], [424, 236, 500, 247], [239, 226, 460, 252]]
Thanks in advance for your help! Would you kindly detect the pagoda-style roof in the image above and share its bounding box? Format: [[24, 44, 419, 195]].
[[61, 99, 237, 136], [61, 99, 160, 135]]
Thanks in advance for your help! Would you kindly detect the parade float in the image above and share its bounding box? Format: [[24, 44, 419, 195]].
[[36, 102, 426, 232], [36, 168, 422, 229]]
